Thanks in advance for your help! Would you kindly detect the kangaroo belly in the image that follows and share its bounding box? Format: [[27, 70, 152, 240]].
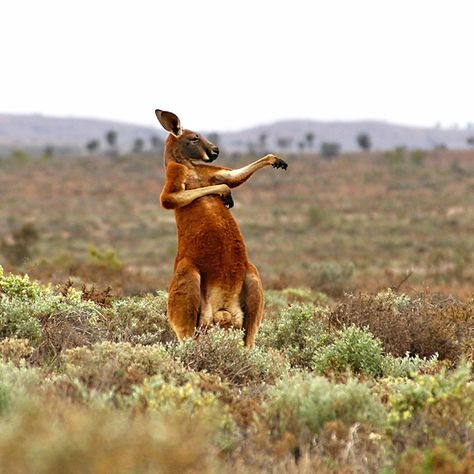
[[200, 286, 244, 329], [174, 196, 248, 279]]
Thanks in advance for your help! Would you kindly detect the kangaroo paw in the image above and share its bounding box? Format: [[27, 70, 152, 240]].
[[272, 158, 288, 170]]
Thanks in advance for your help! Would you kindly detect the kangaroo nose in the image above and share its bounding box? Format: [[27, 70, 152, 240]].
[[211, 146, 219, 158]]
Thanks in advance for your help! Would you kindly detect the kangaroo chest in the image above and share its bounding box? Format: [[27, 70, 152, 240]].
[[184, 168, 210, 190]]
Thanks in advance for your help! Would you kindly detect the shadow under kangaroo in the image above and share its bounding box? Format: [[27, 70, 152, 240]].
[[156, 109, 288, 347]]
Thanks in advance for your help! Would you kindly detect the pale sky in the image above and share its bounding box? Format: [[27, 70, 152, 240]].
[[1, 0, 473, 131]]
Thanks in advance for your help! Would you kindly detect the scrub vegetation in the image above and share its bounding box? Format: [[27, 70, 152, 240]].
[[1, 148, 474, 472]]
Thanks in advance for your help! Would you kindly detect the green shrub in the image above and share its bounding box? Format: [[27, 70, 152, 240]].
[[0, 297, 43, 342], [0, 270, 107, 356], [281, 287, 328, 306], [0, 268, 43, 300], [308, 261, 355, 296], [171, 326, 289, 385], [88, 246, 123, 270], [264, 290, 289, 310], [312, 325, 385, 377], [387, 362, 474, 452], [127, 373, 239, 451], [103, 292, 174, 345], [257, 304, 331, 368], [0, 361, 40, 414], [61, 341, 182, 395], [410, 149, 426, 166], [265, 373, 387, 444], [381, 352, 440, 378]]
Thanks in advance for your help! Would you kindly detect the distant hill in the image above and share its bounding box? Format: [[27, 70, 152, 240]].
[[0, 113, 473, 154], [220, 120, 474, 153], [0, 114, 162, 153]]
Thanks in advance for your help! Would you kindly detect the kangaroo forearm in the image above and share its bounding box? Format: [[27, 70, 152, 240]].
[[215, 156, 272, 188], [161, 185, 225, 209]]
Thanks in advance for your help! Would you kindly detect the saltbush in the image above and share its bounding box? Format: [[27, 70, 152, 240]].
[[0, 297, 43, 342], [61, 341, 183, 395], [0, 361, 40, 414], [171, 326, 289, 385], [257, 304, 331, 368], [103, 292, 174, 345], [387, 362, 474, 451], [312, 325, 385, 377], [308, 261, 355, 296], [265, 373, 387, 444], [127, 373, 239, 450], [0, 266, 43, 300]]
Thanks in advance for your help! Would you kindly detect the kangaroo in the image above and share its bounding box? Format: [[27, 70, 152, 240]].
[[156, 109, 288, 347]]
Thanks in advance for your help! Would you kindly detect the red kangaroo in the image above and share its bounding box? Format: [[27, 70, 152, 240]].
[[156, 110, 288, 347]]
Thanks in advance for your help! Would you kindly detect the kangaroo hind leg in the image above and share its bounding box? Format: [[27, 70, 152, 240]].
[[167, 259, 201, 341], [240, 263, 264, 348]]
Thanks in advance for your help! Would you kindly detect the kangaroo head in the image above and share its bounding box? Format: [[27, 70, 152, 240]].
[[155, 109, 219, 165]]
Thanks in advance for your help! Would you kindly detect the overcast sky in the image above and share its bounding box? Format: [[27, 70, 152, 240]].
[[1, 0, 473, 131]]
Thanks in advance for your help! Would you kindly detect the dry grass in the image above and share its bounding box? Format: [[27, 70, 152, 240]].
[[2, 149, 474, 297]]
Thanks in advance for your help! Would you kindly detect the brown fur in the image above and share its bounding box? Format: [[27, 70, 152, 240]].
[[155, 110, 287, 347]]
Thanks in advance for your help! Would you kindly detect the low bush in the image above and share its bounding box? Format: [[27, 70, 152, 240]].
[[395, 441, 474, 474], [0, 338, 33, 365], [0, 269, 106, 362], [387, 362, 474, 453], [307, 261, 355, 296], [381, 352, 441, 378], [0, 267, 43, 299], [103, 292, 175, 345], [0, 297, 43, 343], [312, 325, 385, 377], [0, 361, 40, 414], [127, 373, 239, 451], [264, 373, 387, 445], [171, 326, 289, 385], [329, 290, 474, 361], [280, 288, 329, 306], [61, 341, 182, 395], [257, 304, 331, 368]]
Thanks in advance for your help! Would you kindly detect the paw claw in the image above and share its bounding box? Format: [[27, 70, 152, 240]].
[[272, 158, 288, 170], [221, 193, 234, 209]]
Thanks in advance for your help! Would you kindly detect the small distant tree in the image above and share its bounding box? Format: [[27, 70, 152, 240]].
[[259, 133, 268, 151], [305, 132, 315, 150], [320, 142, 341, 158], [150, 135, 163, 151], [86, 140, 100, 153], [356, 133, 372, 152], [207, 132, 220, 147], [276, 137, 292, 152], [247, 141, 256, 155], [43, 145, 54, 158], [132, 138, 145, 154], [105, 130, 118, 157], [467, 136, 474, 148]]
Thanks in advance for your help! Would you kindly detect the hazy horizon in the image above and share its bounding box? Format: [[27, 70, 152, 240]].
[[1, 110, 472, 134]]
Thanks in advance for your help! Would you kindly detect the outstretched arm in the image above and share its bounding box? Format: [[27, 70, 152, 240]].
[[211, 154, 288, 189], [160, 163, 231, 210]]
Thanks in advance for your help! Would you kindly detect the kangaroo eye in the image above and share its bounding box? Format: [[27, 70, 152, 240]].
[[191, 137, 199, 143]]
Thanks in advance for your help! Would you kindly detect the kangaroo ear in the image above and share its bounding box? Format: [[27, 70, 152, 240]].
[[155, 109, 182, 137]]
